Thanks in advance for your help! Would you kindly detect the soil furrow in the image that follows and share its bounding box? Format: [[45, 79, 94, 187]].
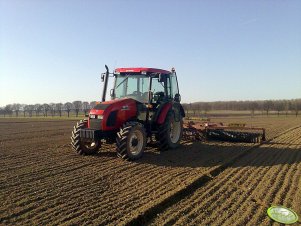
[[147, 125, 301, 226], [1, 118, 300, 225]]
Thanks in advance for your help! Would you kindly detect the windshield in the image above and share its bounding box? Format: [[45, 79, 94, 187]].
[[114, 74, 149, 103]]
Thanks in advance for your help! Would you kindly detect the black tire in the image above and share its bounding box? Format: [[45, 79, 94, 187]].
[[71, 119, 100, 155], [157, 110, 183, 151], [116, 121, 146, 160]]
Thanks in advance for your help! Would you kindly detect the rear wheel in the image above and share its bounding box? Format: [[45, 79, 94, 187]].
[[71, 120, 100, 155], [116, 121, 146, 160], [157, 110, 183, 151]]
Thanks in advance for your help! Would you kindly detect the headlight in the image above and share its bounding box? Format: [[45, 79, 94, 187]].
[[90, 114, 103, 119]]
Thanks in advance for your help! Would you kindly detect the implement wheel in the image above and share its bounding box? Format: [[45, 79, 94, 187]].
[[157, 110, 183, 151], [71, 119, 100, 155], [116, 121, 146, 160]]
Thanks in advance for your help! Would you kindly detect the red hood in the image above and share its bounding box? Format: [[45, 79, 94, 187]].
[[101, 98, 127, 105], [88, 98, 137, 131], [90, 98, 131, 114]]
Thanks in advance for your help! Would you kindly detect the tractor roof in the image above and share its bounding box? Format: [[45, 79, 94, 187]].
[[115, 67, 171, 75]]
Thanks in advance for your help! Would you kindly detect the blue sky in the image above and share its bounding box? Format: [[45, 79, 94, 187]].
[[1, 0, 300, 106]]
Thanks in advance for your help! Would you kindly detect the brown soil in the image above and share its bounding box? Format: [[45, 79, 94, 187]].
[[149, 126, 301, 226], [0, 117, 300, 225]]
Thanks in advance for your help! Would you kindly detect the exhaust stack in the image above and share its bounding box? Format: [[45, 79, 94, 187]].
[[101, 65, 109, 102]]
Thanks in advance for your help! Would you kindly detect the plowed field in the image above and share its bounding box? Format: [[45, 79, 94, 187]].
[[150, 127, 301, 226], [0, 117, 300, 225]]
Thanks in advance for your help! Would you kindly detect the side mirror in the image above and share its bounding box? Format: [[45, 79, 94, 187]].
[[101, 73, 105, 82], [174, 94, 181, 102]]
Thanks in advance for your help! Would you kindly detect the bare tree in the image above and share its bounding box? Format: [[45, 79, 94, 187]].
[[284, 100, 290, 116], [82, 101, 90, 116], [249, 101, 258, 118], [34, 104, 42, 116], [27, 105, 35, 117], [42, 103, 50, 117], [64, 102, 73, 117], [22, 104, 27, 117], [12, 103, 21, 117], [275, 101, 285, 116], [4, 104, 13, 117], [49, 103, 56, 117], [263, 100, 273, 116], [294, 99, 301, 117], [56, 103, 63, 117], [24, 105, 30, 117], [73, 101, 82, 117]]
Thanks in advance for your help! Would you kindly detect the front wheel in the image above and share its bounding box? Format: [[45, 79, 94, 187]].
[[71, 120, 100, 155], [157, 110, 183, 151], [116, 122, 146, 160]]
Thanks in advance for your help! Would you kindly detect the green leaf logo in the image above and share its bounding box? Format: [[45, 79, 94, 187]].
[[267, 206, 299, 224]]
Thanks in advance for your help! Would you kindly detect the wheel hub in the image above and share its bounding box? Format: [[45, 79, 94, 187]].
[[170, 119, 181, 143], [131, 138, 138, 147], [129, 131, 144, 155]]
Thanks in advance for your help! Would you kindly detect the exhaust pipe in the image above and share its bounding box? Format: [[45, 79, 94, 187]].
[[101, 65, 109, 102]]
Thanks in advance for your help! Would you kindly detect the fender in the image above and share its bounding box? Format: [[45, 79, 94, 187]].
[[157, 102, 172, 124]]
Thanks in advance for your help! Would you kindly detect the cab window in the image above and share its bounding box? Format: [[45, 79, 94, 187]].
[[151, 77, 165, 95], [170, 73, 179, 99]]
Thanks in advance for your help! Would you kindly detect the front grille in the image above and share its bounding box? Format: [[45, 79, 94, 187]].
[[89, 118, 102, 130]]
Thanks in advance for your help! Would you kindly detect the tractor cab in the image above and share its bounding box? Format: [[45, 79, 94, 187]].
[[110, 67, 183, 126], [111, 68, 181, 104]]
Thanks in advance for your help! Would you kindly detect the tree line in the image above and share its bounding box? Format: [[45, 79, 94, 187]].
[[1, 99, 300, 118], [182, 99, 301, 117], [0, 101, 98, 118]]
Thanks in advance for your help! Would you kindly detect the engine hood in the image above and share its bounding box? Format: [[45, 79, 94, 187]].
[[90, 98, 136, 115], [89, 98, 137, 131]]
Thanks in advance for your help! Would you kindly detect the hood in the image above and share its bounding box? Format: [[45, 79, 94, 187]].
[[89, 98, 136, 115]]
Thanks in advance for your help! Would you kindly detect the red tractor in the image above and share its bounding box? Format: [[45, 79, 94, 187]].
[[71, 65, 185, 160]]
